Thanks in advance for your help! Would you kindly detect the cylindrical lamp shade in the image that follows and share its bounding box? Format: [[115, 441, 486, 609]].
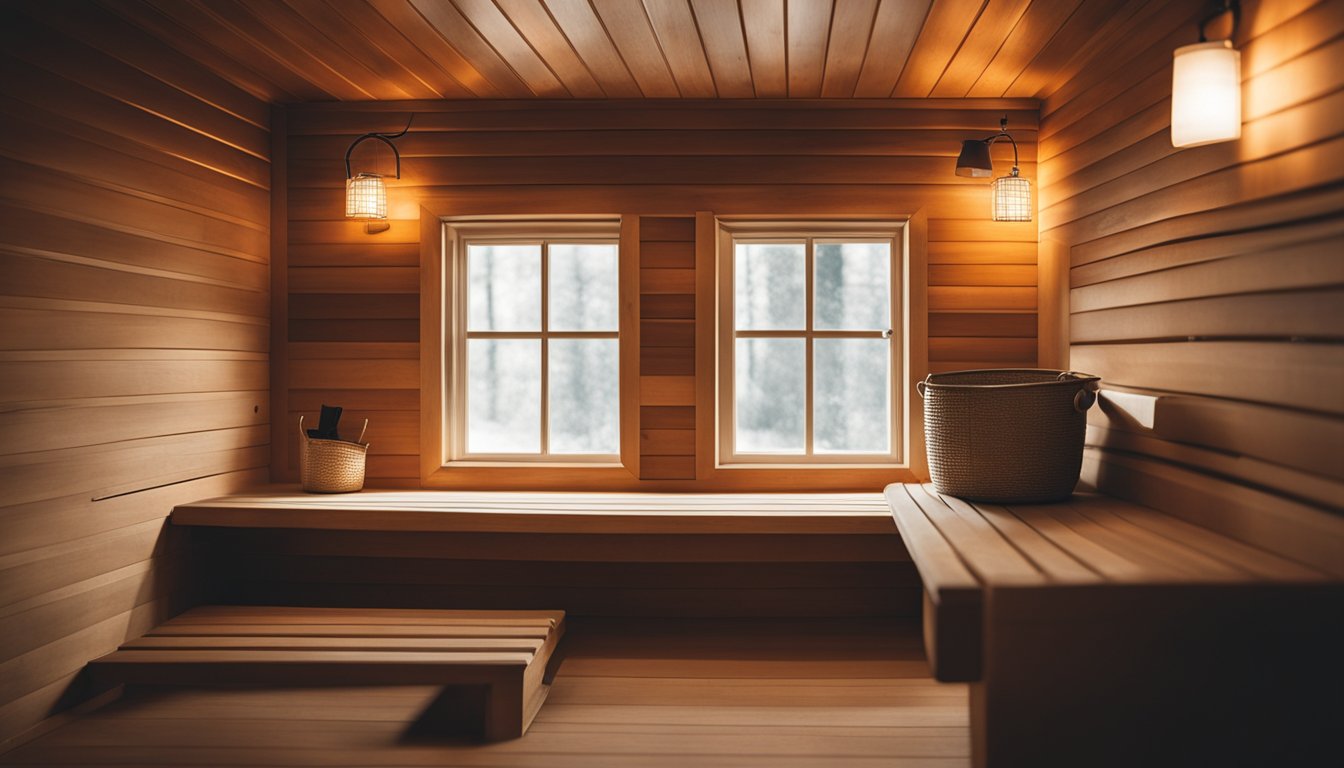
[[991, 175, 1031, 222], [1171, 40, 1241, 148], [345, 173, 387, 219]]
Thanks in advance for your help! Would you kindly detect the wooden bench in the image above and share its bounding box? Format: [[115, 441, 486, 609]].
[[87, 605, 566, 741], [886, 483, 1343, 768]]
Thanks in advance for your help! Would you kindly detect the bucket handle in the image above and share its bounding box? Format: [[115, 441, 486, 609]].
[[916, 377, 930, 398]]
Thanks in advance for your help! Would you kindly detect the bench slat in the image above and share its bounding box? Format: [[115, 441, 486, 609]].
[[909, 486, 1045, 586], [1082, 495, 1326, 581], [951, 496, 1101, 583], [125, 636, 546, 653], [147, 624, 554, 639], [96, 650, 536, 665], [1069, 500, 1254, 580], [1000, 503, 1155, 582], [165, 606, 560, 627]]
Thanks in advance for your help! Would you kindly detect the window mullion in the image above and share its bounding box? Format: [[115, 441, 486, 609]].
[[539, 241, 549, 456], [804, 238, 814, 457]]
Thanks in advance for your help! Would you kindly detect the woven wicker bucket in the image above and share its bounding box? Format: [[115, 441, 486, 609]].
[[919, 369, 1101, 503], [298, 416, 369, 493]]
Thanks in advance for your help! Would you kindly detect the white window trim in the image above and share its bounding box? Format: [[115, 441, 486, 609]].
[[444, 219, 622, 466], [716, 219, 908, 468]]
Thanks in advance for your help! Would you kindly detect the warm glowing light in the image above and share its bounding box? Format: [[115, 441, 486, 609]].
[[991, 173, 1031, 222], [345, 173, 387, 219], [1171, 40, 1241, 148]]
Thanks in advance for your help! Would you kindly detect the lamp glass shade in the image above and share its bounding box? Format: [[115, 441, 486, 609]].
[[955, 140, 993, 178], [991, 174, 1031, 222], [345, 173, 387, 219], [1171, 40, 1241, 148]]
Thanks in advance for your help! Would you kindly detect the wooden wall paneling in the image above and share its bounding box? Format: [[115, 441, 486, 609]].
[[1041, 0, 1344, 571], [289, 102, 1037, 490], [619, 216, 642, 480], [0, 8, 271, 746]]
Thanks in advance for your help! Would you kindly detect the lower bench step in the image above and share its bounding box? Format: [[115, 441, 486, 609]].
[[88, 606, 567, 740]]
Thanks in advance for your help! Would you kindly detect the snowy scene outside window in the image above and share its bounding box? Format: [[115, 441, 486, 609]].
[[723, 225, 903, 464], [458, 237, 620, 459]]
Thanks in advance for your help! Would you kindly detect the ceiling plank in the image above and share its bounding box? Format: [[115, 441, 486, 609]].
[[364, 0, 512, 98], [892, 0, 984, 98], [740, 0, 787, 98], [644, 0, 718, 97], [223, 0, 392, 99], [315, 0, 476, 99], [407, 0, 540, 97], [493, 0, 605, 97], [1005, 0, 1150, 99], [117, 0, 322, 101], [278, 0, 445, 99], [542, 0, 643, 97], [821, 0, 878, 97], [449, 0, 570, 97], [786, 0, 834, 97], [186, 0, 376, 98], [966, 0, 1082, 97], [591, 0, 681, 97], [689, 0, 755, 98], [853, 0, 932, 98], [930, 0, 1033, 97]]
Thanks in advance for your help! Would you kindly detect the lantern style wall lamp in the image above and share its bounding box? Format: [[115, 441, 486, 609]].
[[344, 115, 413, 222], [955, 116, 1030, 222], [1171, 0, 1241, 148]]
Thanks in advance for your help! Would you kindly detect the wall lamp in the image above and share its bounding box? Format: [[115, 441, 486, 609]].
[[956, 116, 1030, 222], [344, 115, 413, 221], [1171, 0, 1241, 148]]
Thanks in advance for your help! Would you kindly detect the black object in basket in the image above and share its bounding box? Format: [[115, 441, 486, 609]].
[[919, 369, 1101, 503]]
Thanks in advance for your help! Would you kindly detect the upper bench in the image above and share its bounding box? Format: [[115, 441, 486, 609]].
[[171, 487, 897, 535], [885, 482, 1339, 682]]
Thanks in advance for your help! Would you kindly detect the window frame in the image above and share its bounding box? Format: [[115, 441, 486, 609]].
[[450, 233, 622, 463], [711, 218, 915, 472], [422, 215, 640, 488]]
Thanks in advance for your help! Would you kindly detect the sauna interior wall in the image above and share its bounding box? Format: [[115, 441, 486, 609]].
[[280, 101, 1041, 487], [1038, 0, 1344, 559], [0, 9, 271, 744]]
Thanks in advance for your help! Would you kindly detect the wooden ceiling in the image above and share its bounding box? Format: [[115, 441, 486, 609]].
[[73, 0, 1154, 103]]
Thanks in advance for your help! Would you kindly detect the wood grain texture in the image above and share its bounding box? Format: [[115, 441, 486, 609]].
[[1, 618, 968, 766], [88, 0, 1100, 102], [1039, 0, 1344, 585], [88, 606, 567, 741], [0, 8, 270, 746], [885, 483, 1341, 767]]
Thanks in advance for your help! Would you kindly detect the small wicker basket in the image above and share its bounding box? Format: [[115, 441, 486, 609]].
[[298, 415, 369, 493], [919, 369, 1101, 503]]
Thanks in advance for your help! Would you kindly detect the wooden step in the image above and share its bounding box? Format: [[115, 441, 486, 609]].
[[88, 606, 567, 740]]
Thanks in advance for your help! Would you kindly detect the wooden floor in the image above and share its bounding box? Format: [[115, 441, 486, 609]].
[[0, 618, 968, 767]]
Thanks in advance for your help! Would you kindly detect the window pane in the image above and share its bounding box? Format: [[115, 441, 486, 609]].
[[549, 339, 619, 454], [467, 339, 540, 453], [735, 338, 805, 453], [549, 243, 618, 332], [814, 242, 891, 330], [468, 244, 540, 331], [814, 338, 889, 453], [735, 242, 805, 330]]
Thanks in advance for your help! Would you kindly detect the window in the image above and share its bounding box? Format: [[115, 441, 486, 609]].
[[446, 221, 621, 462], [717, 221, 905, 465]]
